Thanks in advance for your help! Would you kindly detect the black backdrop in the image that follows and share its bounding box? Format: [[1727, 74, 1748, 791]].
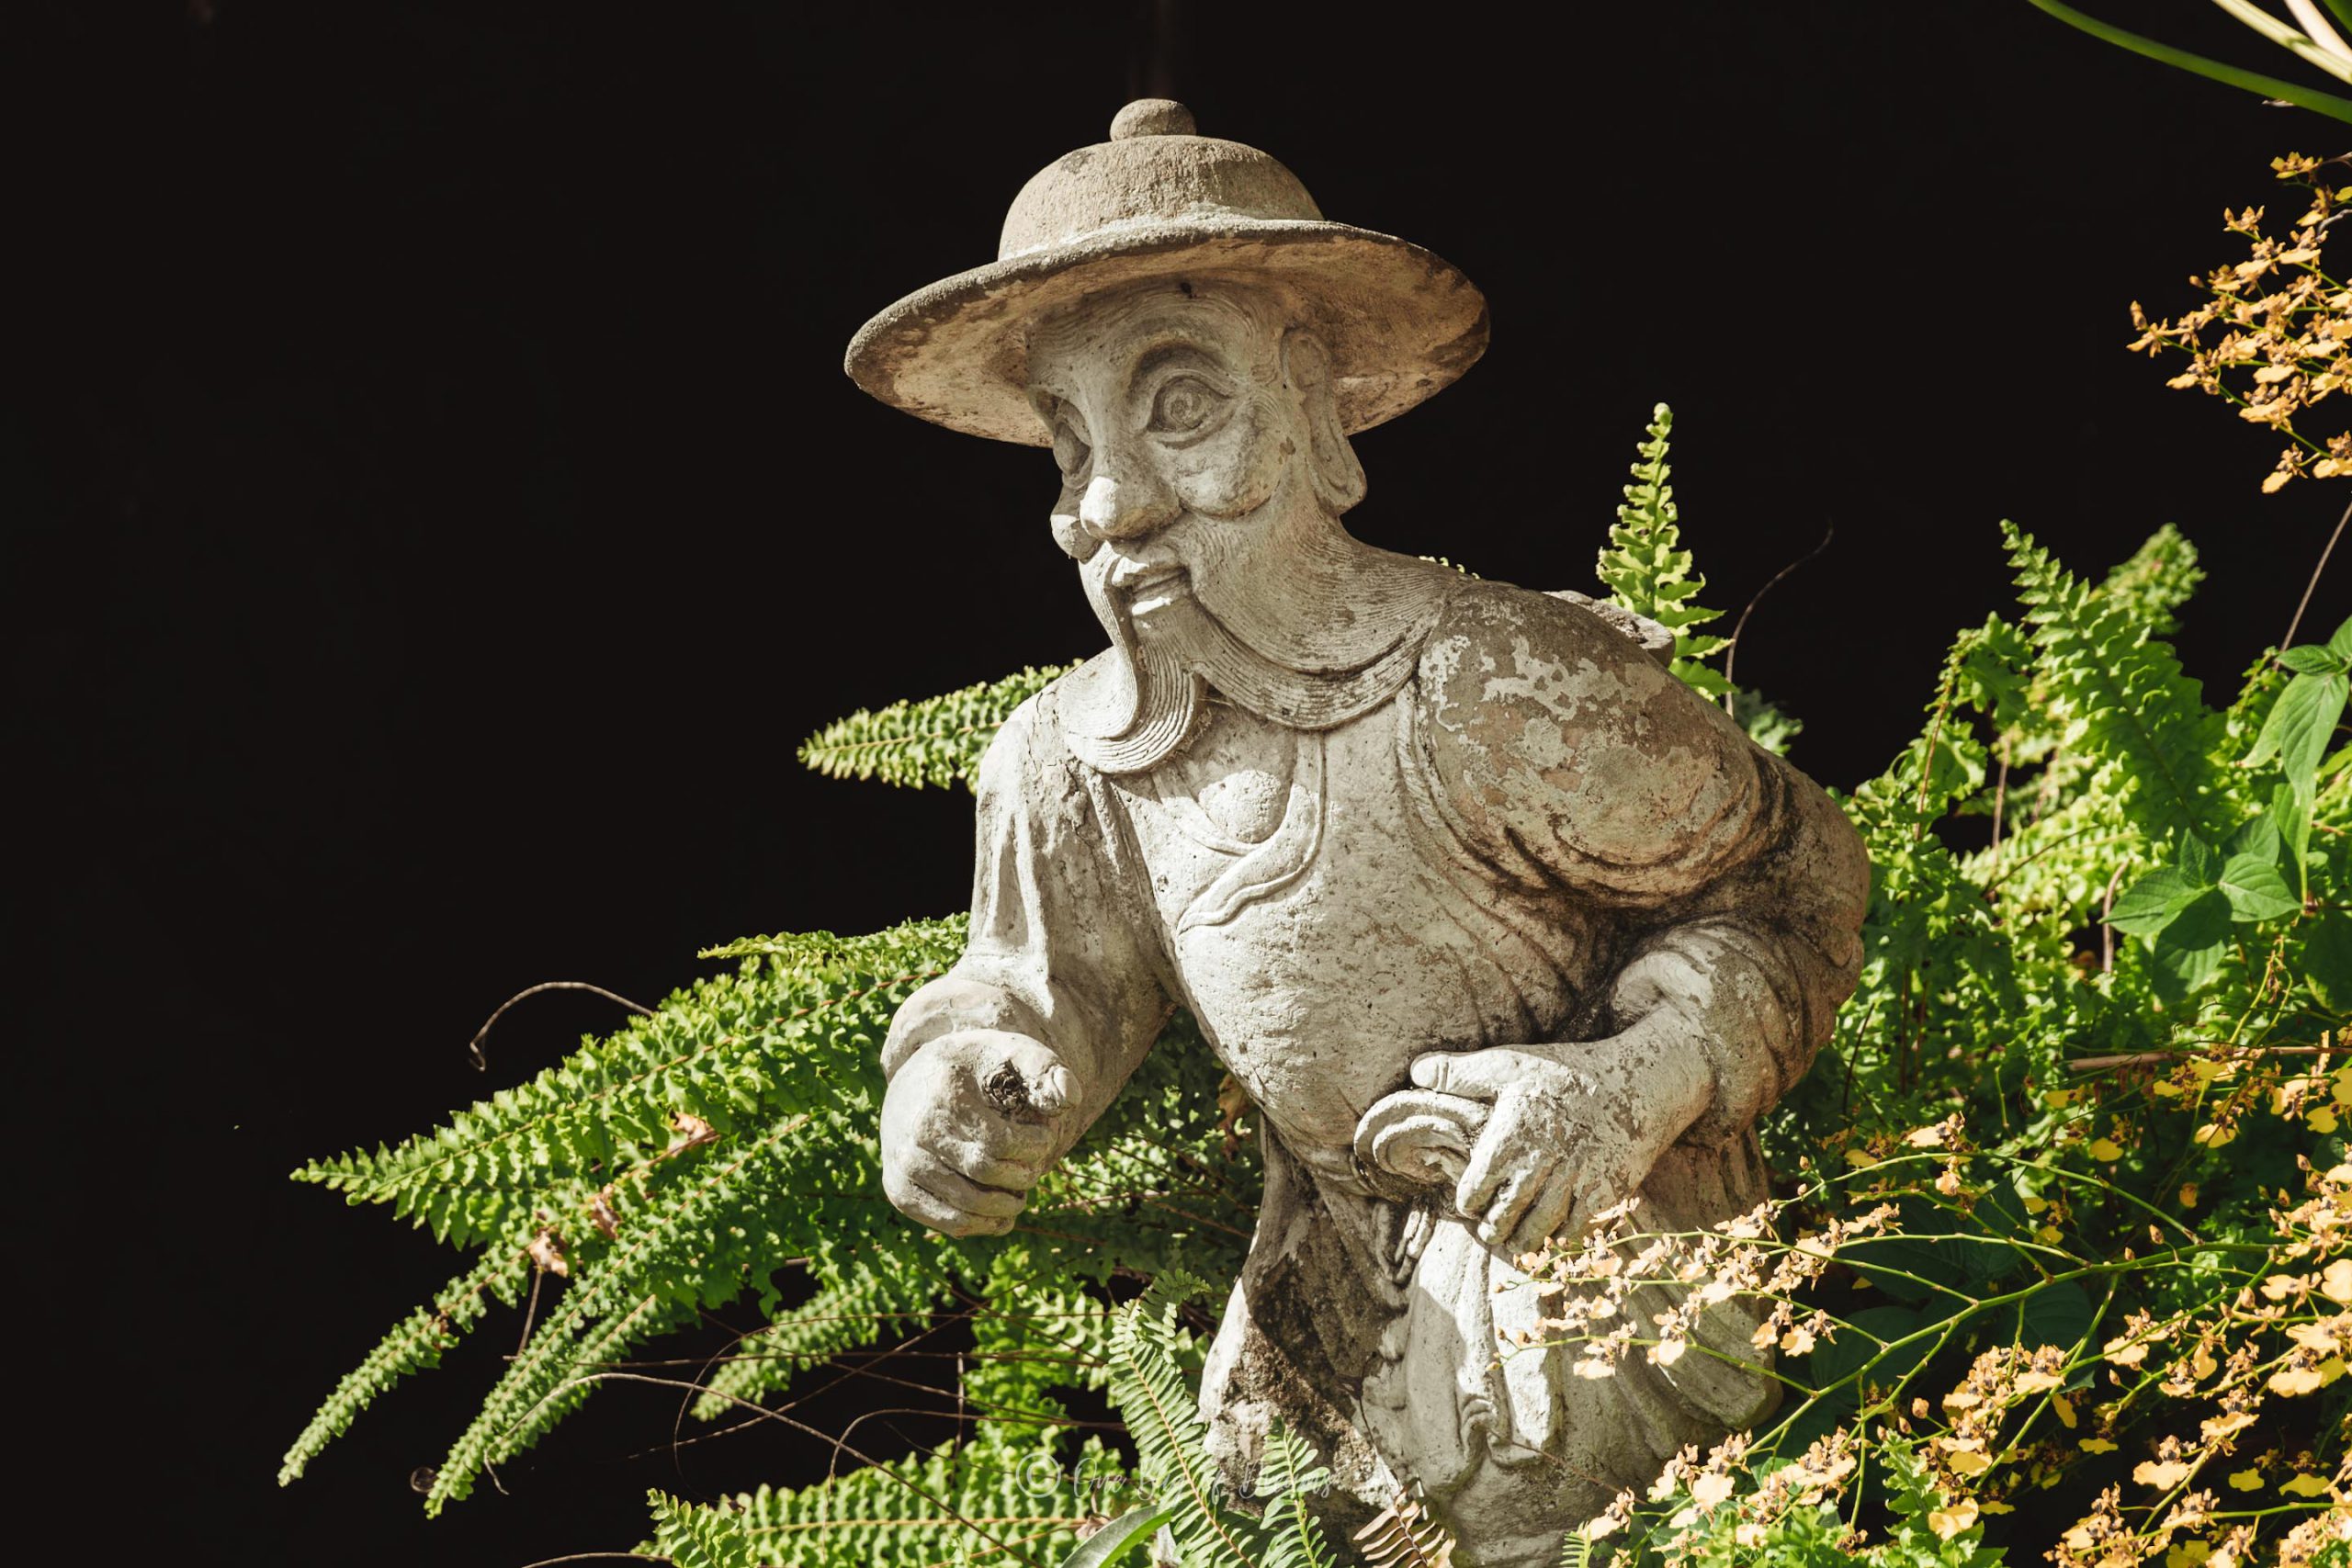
[[15, 4, 2345, 1563]]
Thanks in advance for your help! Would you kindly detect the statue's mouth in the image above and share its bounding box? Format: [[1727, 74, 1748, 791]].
[[1112, 560, 1189, 617]]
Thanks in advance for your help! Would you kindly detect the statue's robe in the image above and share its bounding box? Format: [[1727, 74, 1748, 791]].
[[882, 576, 1867, 1563]]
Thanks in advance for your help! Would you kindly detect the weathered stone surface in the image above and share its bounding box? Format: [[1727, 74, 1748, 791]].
[[851, 102, 1869, 1564]]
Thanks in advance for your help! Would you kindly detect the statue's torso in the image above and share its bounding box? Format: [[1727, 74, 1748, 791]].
[[1109, 689, 1609, 1177]]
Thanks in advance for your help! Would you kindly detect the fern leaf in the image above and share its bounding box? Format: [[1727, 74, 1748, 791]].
[[648, 1489, 757, 1568], [698, 1431, 1121, 1566], [2098, 523, 2204, 637], [292, 915, 1259, 1532], [292, 918, 964, 1247], [1728, 685, 1804, 756], [956, 1276, 1118, 1433], [1252, 1423, 1337, 1568], [799, 664, 1078, 792], [2005, 522, 2226, 846], [1596, 402, 1730, 695], [277, 1245, 527, 1483], [1107, 1269, 1257, 1568], [692, 1266, 950, 1423], [425, 1108, 822, 1512]]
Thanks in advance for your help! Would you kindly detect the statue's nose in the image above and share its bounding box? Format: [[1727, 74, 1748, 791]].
[[1078, 472, 1178, 542]]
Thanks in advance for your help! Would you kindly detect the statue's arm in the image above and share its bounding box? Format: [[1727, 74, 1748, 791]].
[[1417, 587, 1867, 1151], [878, 694, 1170, 1235]]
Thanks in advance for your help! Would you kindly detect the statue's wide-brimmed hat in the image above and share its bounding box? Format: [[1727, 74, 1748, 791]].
[[844, 99, 1489, 446]]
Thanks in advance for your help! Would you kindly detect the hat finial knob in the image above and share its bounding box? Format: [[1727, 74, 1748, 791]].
[[1110, 98, 1196, 141]]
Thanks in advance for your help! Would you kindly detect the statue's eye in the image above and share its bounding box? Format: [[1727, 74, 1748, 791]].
[[1148, 376, 1224, 436], [1052, 418, 1091, 478]]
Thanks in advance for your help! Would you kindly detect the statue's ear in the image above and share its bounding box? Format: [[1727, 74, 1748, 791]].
[[1281, 327, 1366, 513]]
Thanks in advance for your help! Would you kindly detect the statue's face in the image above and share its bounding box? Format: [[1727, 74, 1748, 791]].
[[1025, 283, 1308, 641]]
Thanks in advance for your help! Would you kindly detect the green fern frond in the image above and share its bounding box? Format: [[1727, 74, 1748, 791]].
[[1729, 685, 1804, 756], [1252, 1423, 1337, 1568], [1597, 402, 1730, 696], [289, 907, 1259, 1520], [799, 664, 1078, 792], [1087, 1271, 1336, 1568], [697, 927, 910, 964], [710, 1431, 1123, 1566], [277, 1245, 528, 1483], [292, 918, 963, 1247], [956, 1275, 1117, 1428], [649, 1488, 757, 1568], [2098, 522, 2204, 637], [288, 920, 963, 1495], [426, 1104, 842, 1512], [2005, 521, 2227, 846], [692, 1266, 951, 1423], [1107, 1269, 1259, 1568]]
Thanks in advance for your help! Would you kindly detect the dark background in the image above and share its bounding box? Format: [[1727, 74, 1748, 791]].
[[14, 3, 2345, 1562]]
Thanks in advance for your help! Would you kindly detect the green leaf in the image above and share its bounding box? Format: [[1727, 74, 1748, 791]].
[[2217, 852, 2300, 923], [1105, 1270, 1260, 1568], [2223, 813, 2282, 862], [2268, 781, 2312, 879], [1058, 1506, 1172, 1568], [648, 1489, 756, 1568], [1839, 1199, 1980, 1303], [2109, 866, 2205, 937], [2179, 831, 2223, 886], [2328, 612, 2352, 664], [2247, 670, 2350, 784], [277, 1248, 527, 1484], [800, 663, 1080, 792], [2098, 524, 2205, 637], [2013, 1280, 2096, 1354], [2007, 524, 2226, 844], [1804, 1304, 1942, 1404], [2150, 887, 2233, 997], [2022, 0, 2352, 123], [1597, 402, 1731, 697], [1732, 685, 1804, 756], [2279, 643, 2348, 676], [2309, 910, 2352, 1010]]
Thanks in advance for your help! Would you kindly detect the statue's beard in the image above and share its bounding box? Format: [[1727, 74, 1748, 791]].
[[1060, 505, 1451, 776], [1059, 564, 1213, 775]]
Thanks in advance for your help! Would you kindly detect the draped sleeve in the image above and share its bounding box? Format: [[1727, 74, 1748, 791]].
[[1414, 584, 1868, 1140], [881, 687, 1173, 1134]]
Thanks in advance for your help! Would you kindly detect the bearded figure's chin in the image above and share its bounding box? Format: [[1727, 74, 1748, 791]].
[[1064, 631, 1208, 776], [1062, 565, 1210, 776], [1064, 583, 1448, 776]]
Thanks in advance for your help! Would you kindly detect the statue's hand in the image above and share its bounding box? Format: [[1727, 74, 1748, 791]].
[[1403, 1038, 1704, 1258], [880, 1030, 1080, 1238]]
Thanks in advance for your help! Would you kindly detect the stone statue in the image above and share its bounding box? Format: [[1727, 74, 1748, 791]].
[[845, 98, 1870, 1564]]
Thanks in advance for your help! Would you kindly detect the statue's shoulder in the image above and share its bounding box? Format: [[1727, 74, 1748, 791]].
[[1029, 648, 1124, 750], [1419, 578, 1676, 683], [971, 665, 1087, 791]]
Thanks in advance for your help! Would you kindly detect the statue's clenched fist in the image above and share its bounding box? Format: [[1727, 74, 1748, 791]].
[[880, 1029, 1080, 1237]]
